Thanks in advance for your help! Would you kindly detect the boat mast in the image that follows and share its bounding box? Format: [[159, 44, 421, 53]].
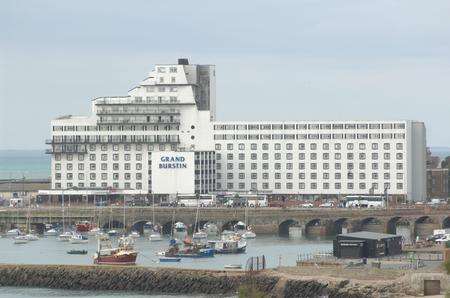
[[152, 192, 155, 225], [194, 194, 200, 233], [62, 190, 65, 232]]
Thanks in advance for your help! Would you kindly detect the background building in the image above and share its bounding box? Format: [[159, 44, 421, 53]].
[[43, 59, 427, 202]]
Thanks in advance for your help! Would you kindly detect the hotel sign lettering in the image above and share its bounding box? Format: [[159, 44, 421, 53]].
[[159, 156, 188, 169]]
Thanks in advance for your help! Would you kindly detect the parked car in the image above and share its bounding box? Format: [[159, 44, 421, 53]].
[[301, 203, 314, 208], [319, 202, 334, 208]]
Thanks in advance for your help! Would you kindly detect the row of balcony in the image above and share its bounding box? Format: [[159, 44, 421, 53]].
[[97, 118, 180, 125], [96, 108, 180, 115], [95, 98, 194, 105], [46, 135, 180, 146]]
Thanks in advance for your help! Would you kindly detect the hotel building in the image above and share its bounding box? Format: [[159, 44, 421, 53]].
[[44, 59, 427, 201]]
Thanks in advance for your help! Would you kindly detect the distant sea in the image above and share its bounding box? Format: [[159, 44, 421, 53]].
[[0, 147, 449, 181], [0, 150, 50, 180]]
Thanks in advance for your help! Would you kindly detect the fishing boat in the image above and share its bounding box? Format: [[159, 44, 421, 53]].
[[159, 257, 181, 262], [208, 234, 247, 254], [76, 221, 92, 233], [58, 231, 73, 242], [6, 228, 21, 237], [13, 235, 29, 244], [67, 249, 88, 255], [93, 236, 138, 265], [172, 222, 187, 240], [164, 242, 214, 258], [44, 228, 58, 236], [69, 234, 89, 244]]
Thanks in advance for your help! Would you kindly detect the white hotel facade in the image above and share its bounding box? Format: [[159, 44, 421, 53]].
[[44, 59, 427, 202]]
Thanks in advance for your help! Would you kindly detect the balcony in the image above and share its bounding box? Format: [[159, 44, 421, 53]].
[[97, 118, 180, 125], [96, 109, 180, 115], [45, 146, 87, 154], [95, 97, 194, 106]]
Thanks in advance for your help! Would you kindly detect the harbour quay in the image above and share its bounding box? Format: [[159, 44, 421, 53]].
[[1, 205, 448, 239]]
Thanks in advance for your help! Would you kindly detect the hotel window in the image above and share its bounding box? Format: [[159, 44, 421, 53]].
[[384, 163, 390, 170], [100, 144, 107, 151], [136, 154, 142, 161], [299, 183, 305, 189], [275, 163, 281, 170], [372, 143, 378, 150], [384, 153, 390, 160], [275, 173, 281, 179], [67, 163, 73, 170], [78, 154, 84, 161], [216, 153, 222, 160], [275, 153, 281, 160], [359, 163, 366, 170], [238, 173, 245, 179], [125, 163, 131, 171], [383, 143, 390, 150], [298, 143, 305, 150], [55, 173, 61, 180], [347, 183, 354, 189], [299, 153, 305, 160], [101, 173, 107, 180], [397, 183, 403, 190], [372, 163, 378, 170], [263, 173, 269, 179], [216, 163, 221, 170], [323, 153, 329, 160], [159, 77, 164, 83], [286, 163, 292, 170], [335, 163, 341, 170], [286, 143, 293, 150], [299, 173, 305, 179], [251, 173, 257, 179], [299, 163, 305, 170], [347, 163, 354, 170], [261, 153, 268, 160], [124, 182, 131, 189], [90, 163, 96, 171], [101, 163, 107, 171], [262, 183, 269, 189], [323, 143, 329, 150], [372, 173, 378, 179], [311, 183, 317, 189], [171, 77, 176, 83], [136, 182, 142, 190], [55, 154, 61, 161], [347, 172, 354, 180], [323, 183, 329, 189], [323, 173, 329, 179], [238, 163, 245, 170], [113, 154, 119, 161], [335, 153, 341, 160], [251, 153, 257, 160], [384, 173, 390, 179], [275, 183, 281, 189], [262, 143, 269, 150], [113, 163, 119, 171], [238, 183, 245, 189], [359, 153, 366, 160], [396, 153, 403, 160], [90, 173, 96, 180], [227, 153, 233, 160], [359, 183, 366, 189], [311, 163, 317, 170], [78, 183, 84, 188], [124, 154, 131, 161], [310, 143, 317, 150], [286, 183, 293, 189], [396, 173, 403, 179], [67, 154, 73, 161], [372, 153, 378, 160], [262, 163, 269, 170], [323, 163, 329, 170], [347, 153, 354, 160], [55, 183, 61, 189], [335, 183, 341, 189], [227, 163, 233, 170], [124, 145, 131, 151], [310, 153, 317, 160], [347, 143, 354, 150], [334, 143, 341, 150], [67, 173, 73, 180], [396, 163, 403, 170], [89, 144, 96, 151], [124, 173, 131, 180], [238, 143, 245, 150], [274, 143, 281, 150], [286, 173, 292, 180], [101, 154, 107, 161], [227, 144, 233, 150], [215, 144, 221, 150], [335, 173, 341, 179], [55, 163, 61, 170], [359, 173, 366, 179], [359, 143, 366, 150], [237, 153, 244, 160], [396, 143, 403, 150]]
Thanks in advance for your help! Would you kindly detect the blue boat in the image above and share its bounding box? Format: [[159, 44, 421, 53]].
[[159, 257, 181, 262], [175, 248, 215, 258]]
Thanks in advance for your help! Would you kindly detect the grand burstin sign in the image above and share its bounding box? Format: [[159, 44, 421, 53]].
[[159, 156, 187, 169]]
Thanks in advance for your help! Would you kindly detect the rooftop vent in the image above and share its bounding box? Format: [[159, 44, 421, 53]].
[[178, 58, 189, 65]]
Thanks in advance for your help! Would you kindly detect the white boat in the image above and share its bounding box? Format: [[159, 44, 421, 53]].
[[173, 222, 187, 240], [208, 235, 247, 254], [6, 229, 21, 237], [129, 231, 140, 238], [203, 223, 219, 236], [241, 230, 256, 239], [88, 227, 101, 236], [107, 230, 119, 236], [58, 231, 73, 242], [233, 221, 247, 235], [149, 232, 163, 241], [193, 230, 208, 242], [44, 229, 58, 236], [13, 235, 29, 244], [69, 234, 89, 244], [224, 264, 242, 269], [25, 234, 39, 241]]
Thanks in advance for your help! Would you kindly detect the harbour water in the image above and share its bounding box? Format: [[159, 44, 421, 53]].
[[0, 150, 50, 180], [0, 235, 332, 269]]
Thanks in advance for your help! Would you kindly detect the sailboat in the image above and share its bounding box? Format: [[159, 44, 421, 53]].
[[241, 200, 256, 239], [149, 194, 163, 241], [58, 192, 72, 241], [24, 197, 39, 241], [192, 197, 207, 243]]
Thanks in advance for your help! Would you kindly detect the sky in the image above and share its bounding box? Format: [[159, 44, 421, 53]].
[[1, 0, 450, 150]]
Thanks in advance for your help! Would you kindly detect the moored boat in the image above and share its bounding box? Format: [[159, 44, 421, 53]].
[[7, 228, 21, 237], [208, 234, 247, 254], [203, 222, 219, 236], [44, 228, 58, 236], [67, 249, 88, 255], [94, 236, 138, 265], [224, 264, 242, 269], [58, 231, 73, 242], [69, 234, 89, 244], [159, 257, 181, 262], [107, 229, 119, 237], [149, 232, 163, 241], [172, 222, 187, 240], [25, 234, 39, 241], [129, 231, 140, 238], [241, 230, 256, 239], [13, 235, 28, 244]]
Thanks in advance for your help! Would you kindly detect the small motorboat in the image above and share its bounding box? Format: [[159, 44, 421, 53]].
[[13, 235, 28, 244], [44, 229, 58, 236], [224, 264, 242, 269], [6, 229, 21, 237], [67, 249, 88, 255], [69, 234, 88, 244], [129, 231, 140, 238], [58, 231, 73, 242], [149, 232, 163, 241], [25, 234, 39, 241], [107, 230, 119, 237], [175, 248, 214, 258], [241, 230, 256, 239], [159, 257, 181, 263]]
